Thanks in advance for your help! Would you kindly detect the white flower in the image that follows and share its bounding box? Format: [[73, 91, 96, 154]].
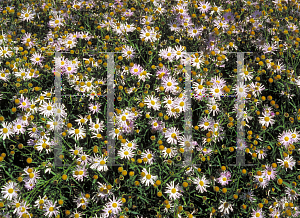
[[193, 175, 210, 193], [89, 154, 108, 172], [117, 147, 134, 160], [103, 195, 123, 216], [1, 181, 19, 200], [218, 200, 233, 215], [164, 181, 183, 200], [0, 47, 13, 58], [258, 112, 275, 128], [68, 126, 86, 141], [43, 200, 60, 217], [165, 127, 182, 145], [277, 155, 296, 171], [161, 146, 178, 159], [144, 95, 161, 111], [140, 168, 158, 186]]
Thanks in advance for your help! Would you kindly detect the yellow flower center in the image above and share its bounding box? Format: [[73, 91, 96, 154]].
[[146, 174, 151, 179], [17, 125, 21, 129], [100, 160, 106, 165], [199, 181, 204, 186], [124, 151, 129, 155], [151, 100, 155, 105], [167, 82, 172, 86], [112, 203, 118, 208], [75, 129, 80, 134], [8, 188, 14, 193], [47, 106, 52, 110], [3, 128, 8, 133], [166, 148, 171, 154], [264, 117, 270, 122], [171, 188, 177, 193]]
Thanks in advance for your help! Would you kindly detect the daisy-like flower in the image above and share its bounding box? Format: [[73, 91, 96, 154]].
[[73, 165, 88, 182], [159, 47, 176, 62], [218, 200, 233, 215], [68, 126, 86, 141], [217, 170, 232, 186], [13, 119, 26, 135], [88, 102, 101, 114], [213, 18, 229, 31], [285, 187, 300, 202], [24, 180, 35, 191], [190, 53, 204, 69], [35, 137, 53, 154], [19, 8, 35, 22], [23, 167, 40, 184], [234, 82, 249, 99], [210, 4, 224, 16], [70, 210, 83, 218], [290, 128, 300, 144], [21, 32, 36, 48], [193, 175, 210, 193], [163, 95, 175, 110], [263, 164, 277, 181], [144, 95, 161, 111], [93, 182, 114, 202], [209, 84, 224, 100], [161, 146, 178, 159], [89, 154, 108, 172], [249, 82, 265, 97], [277, 155, 296, 171], [80, 31, 92, 41], [103, 195, 123, 216], [62, 36, 77, 49], [122, 45, 135, 60], [140, 27, 157, 42], [193, 81, 207, 101], [30, 52, 44, 66], [155, 3, 165, 14], [258, 111, 275, 128], [0, 47, 13, 58], [118, 147, 134, 160], [163, 200, 175, 213], [241, 189, 256, 203], [122, 140, 138, 151], [162, 76, 179, 93], [43, 200, 60, 217], [0, 121, 13, 141], [39, 101, 55, 117], [130, 63, 143, 76], [165, 181, 183, 200], [75, 114, 89, 126], [0, 69, 9, 82], [198, 1, 211, 13], [140, 168, 158, 186], [251, 207, 265, 218], [254, 174, 269, 189], [173, 45, 187, 61], [140, 148, 155, 163], [74, 192, 90, 209], [1, 180, 19, 200], [49, 15, 65, 28], [207, 98, 220, 116], [77, 152, 90, 166], [165, 127, 182, 145], [256, 147, 267, 159], [262, 42, 278, 54], [89, 118, 105, 133], [278, 130, 294, 149]]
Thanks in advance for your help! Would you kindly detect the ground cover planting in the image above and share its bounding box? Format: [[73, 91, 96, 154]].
[[0, 0, 300, 217]]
